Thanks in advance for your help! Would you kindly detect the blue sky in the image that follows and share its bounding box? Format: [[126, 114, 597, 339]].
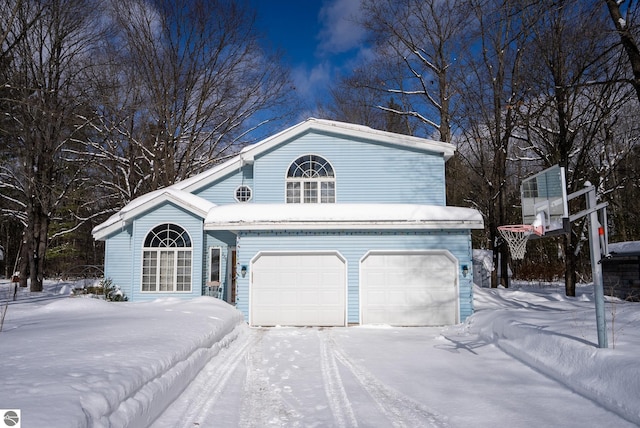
[[250, 0, 368, 111]]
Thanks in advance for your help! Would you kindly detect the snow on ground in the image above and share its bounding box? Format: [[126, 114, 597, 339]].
[[0, 279, 639, 427]]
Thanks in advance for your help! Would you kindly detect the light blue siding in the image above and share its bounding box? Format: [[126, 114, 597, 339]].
[[192, 165, 253, 204], [252, 131, 446, 204], [234, 230, 473, 324], [130, 202, 204, 301], [103, 225, 133, 298]]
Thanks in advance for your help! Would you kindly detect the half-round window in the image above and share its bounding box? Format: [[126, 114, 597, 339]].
[[235, 185, 252, 202], [142, 224, 192, 292], [286, 155, 335, 203]]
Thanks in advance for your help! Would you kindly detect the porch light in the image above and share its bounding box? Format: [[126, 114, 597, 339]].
[[462, 265, 469, 277], [240, 265, 247, 278]]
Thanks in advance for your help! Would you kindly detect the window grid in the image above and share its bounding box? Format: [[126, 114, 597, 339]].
[[235, 185, 252, 202], [286, 155, 335, 204], [142, 224, 192, 293]]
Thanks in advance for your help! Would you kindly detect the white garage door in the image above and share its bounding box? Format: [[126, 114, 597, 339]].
[[361, 250, 458, 326], [251, 252, 346, 327]]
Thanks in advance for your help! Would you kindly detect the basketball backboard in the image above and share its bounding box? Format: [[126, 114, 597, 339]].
[[520, 165, 568, 235]]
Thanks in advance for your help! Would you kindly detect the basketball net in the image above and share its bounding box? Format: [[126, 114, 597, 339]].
[[498, 224, 544, 260]]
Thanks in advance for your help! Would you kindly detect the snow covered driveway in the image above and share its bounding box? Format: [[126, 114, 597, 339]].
[[3, 282, 638, 427], [151, 326, 634, 428]]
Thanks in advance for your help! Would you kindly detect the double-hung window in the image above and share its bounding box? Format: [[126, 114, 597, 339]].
[[286, 155, 335, 203], [142, 224, 192, 292]]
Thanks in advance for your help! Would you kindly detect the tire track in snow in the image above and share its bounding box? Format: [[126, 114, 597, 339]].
[[318, 329, 359, 427], [238, 329, 302, 427], [328, 332, 449, 428], [154, 325, 256, 428]]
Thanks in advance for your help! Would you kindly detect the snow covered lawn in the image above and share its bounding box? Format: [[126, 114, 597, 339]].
[[0, 280, 639, 427]]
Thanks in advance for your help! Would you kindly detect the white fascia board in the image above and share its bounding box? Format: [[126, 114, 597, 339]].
[[204, 219, 484, 232], [204, 203, 484, 231], [239, 118, 456, 162], [178, 156, 244, 193], [92, 190, 215, 240], [92, 217, 127, 241]]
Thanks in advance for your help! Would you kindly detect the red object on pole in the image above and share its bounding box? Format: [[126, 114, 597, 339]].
[[598, 226, 605, 236]]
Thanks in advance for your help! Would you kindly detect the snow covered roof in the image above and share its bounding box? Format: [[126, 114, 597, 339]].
[[608, 241, 640, 256], [92, 189, 216, 240], [204, 203, 484, 231], [238, 118, 456, 161]]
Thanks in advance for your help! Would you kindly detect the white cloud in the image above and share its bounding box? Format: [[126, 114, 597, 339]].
[[317, 0, 366, 55], [292, 62, 332, 99]]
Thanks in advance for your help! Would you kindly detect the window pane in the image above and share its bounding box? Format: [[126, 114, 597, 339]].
[[286, 182, 300, 203], [321, 182, 335, 203], [142, 251, 157, 291], [210, 248, 221, 282], [159, 251, 174, 292], [304, 181, 317, 203], [177, 251, 192, 291]]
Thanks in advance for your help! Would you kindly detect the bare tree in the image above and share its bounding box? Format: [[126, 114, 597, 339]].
[[515, 0, 625, 295], [87, 0, 294, 209], [321, 64, 413, 134], [0, 0, 108, 291], [604, 0, 640, 103], [455, 0, 533, 287], [359, 0, 471, 142]]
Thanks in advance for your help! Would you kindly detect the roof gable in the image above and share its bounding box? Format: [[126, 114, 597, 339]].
[[179, 118, 455, 193], [240, 118, 455, 162], [92, 189, 215, 240]]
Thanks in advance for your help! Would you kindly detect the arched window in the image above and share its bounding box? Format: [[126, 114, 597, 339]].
[[286, 155, 335, 203], [142, 224, 192, 292]]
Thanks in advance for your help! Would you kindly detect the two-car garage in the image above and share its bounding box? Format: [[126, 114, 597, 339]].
[[249, 250, 459, 327]]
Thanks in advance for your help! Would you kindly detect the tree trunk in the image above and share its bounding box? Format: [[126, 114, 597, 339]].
[[564, 234, 577, 297], [604, 0, 640, 104]]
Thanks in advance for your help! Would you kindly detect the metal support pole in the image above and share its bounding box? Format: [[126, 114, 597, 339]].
[[586, 185, 608, 348]]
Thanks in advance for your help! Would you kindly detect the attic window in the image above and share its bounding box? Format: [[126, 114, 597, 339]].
[[235, 185, 252, 202], [286, 155, 335, 203]]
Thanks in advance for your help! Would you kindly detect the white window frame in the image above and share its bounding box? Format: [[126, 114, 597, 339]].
[[285, 154, 335, 204], [209, 246, 222, 284], [141, 223, 193, 293], [234, 185, 252, 202]]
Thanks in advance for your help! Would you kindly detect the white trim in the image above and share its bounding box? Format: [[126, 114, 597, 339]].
[[234, 185, 253, 203], [93, 189, 215, 240], [284, 153, 337, 204], [204, 203, 484, 231], [248, 250, 348, 327], [241, 118, 455, 161], [208, 246, 223, 283], [358, 249, 460, 325], [140, 223, 194, 293]]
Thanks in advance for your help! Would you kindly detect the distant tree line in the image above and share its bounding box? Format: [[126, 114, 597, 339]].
[[320, 0, 640, 293], [1, 0, 639, 296]]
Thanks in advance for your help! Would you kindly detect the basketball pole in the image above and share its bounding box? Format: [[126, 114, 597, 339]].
[[567, 183, 609, 348], [586, 184, 608, 349]]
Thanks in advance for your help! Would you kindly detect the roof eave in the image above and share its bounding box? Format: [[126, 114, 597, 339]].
[[204, 219, 484, 231]]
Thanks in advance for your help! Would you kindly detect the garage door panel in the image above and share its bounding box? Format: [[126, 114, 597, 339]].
[[251, 253, 346, 326], [361, 251, 458, 326]]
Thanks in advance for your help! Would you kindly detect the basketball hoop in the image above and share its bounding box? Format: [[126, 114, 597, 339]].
[[498, 224, 543, 260]]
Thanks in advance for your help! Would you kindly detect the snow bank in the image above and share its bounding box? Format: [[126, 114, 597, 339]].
[[0, 292, 246, 428], [471, 285, 640, 425]]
